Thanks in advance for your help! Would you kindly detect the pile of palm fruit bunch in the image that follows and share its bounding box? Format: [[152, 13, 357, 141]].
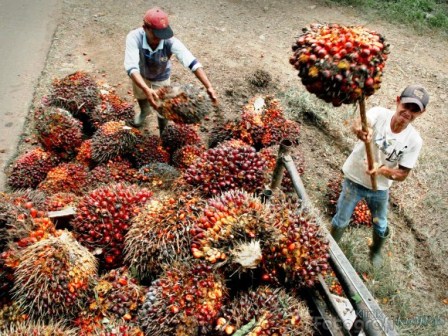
[[155, 84, 213, 124], [290, 23, 389, 106], [327, 175, 372, 227], [1, 70, 335, 336]]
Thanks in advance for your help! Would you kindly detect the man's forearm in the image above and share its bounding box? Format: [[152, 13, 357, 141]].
[[377, 165, 410, 182]]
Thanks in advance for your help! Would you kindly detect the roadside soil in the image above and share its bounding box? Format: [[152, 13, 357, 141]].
[[12, 0, 447, 334]]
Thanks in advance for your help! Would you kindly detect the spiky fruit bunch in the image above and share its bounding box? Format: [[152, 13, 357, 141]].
[[7, 147, 60, 189], [125, 193, 204, 278], [326, 175, 372, 227], [290, 23, 389, 106], [161, 123, 201, 154], [44, 192, 78, 212], [265, 207, 330, 287], [136, 163, 180, 190], [38, 163, 89, 195], [191, 190, 279, 276], [91, 92, 134, 129], [74, 316, 144, 336], [156, 84, 213, 124], [185, 141, 267, 196], [12, 231, 97, 319], [72, 183, 153, 269], [214, 286, 313, 335], [172, 144, 204, 169], [129, 131, 170, 168], [86, 267, 146, 323], [49, 71, 100, 117], [208, 120, 241, 148], [34, 106, 83, 159], [1, 321, 77, 335], [138, 260, 226, 336], [0, 301, 28, 329], [76, 140, 93, 166], [91, 121, 140, 164], [87, 159, 139, 190]]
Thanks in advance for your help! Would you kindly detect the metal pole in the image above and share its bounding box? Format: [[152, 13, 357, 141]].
[[270, 139, 292, 190], [283, 154, 310, 209]]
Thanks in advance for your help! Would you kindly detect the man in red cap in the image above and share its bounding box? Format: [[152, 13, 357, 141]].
[[124, 7, 218, 133]]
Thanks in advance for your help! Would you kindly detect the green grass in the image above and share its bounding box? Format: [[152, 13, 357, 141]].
[[323, 0, 448, 35]]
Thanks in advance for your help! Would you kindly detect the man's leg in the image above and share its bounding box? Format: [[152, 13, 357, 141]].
[[366, 189, 389, 267], [331, 178, 362, 242], [134, 99, 151, 127], [150, 79, 170, 136]]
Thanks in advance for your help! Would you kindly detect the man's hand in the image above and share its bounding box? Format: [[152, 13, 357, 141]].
[[206, 86, 218, 105], [353, 126, 373, 142], [144, 88, 160, 109], [366, 162, 383, 177]]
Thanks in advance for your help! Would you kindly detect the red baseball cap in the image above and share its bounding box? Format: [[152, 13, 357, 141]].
[[143, 7, 173, 39]]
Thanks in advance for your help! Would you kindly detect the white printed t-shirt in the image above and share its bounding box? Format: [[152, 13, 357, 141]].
[[343, 107, 422, 190]]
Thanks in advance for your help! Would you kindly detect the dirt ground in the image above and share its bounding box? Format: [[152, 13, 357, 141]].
[[19, 0, 447, 334]]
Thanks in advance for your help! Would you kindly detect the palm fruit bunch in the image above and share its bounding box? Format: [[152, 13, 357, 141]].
[[91, 121, 140, 164], [1, 321, 77, 336], [71, 183, 153, 269], [12, 231, 97, 319], [290, 23, 389, 106], [214, 286, 313, 335], [267, 210, 330, 287], [125, 192, 204, 278], [84, 267, 146, 323], [87, 159, 139, 190], [49, 70, 100, 117], [207, 120, 241, 148], [129, 131, 170, 168], [190, 190, 279, 277], [156, 84, 213, 124], [172, 144, 205, 170], [136, 162, 181, 190], [44, 192, 78, 212], [74, 316, 144, 336], [76, 140, 93, 166], [0, 301, 28, 330], [161, 123, 202, 154], [138, 259, 226, 336], [327, 175, 372, 227], [38, 162, 89, 195], [34, 106, 83, 159], [7, 147, 60, 189], [244, 96, 301, 148], [184, 140, 267, 196], [259, 145, 305, 192], [90, 92, 134, 129]]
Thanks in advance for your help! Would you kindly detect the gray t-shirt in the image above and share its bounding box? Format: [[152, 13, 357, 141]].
[[343, 107, 422, 190]]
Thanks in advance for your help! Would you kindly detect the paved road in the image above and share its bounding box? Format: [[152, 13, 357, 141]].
[[0, 0, 61, 191]]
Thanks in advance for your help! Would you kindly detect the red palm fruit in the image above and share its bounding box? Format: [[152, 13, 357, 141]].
[[291, 24, 389, 105], [125, 192, 204, 278], [161, 123, 202, 154], [191, 190, 279, 277], [1, 321, 77, 336], [84, 267, 146, 323], [156, 84, 213, 124], [184, 141, 267, 196], [7, 147, 60, 190], [129, 131, 170, 168], [207, 119, 241, 148], [49, 71, 100, 117], [71, 183, 153, 270], [214, 286, 313, 335], [44, 192, 78, 212], [12, 231, 97, 319], [172, 144, 205, 169], [87, 159, 139, 190], [0, 301, 28, 328], [90, 92, 134, 129], [34, 106, 83, 159], [76, 140, 93, 167], [90, 121, 140, 164], [38, 163, 89, 195], [138, 259, 226, 336]]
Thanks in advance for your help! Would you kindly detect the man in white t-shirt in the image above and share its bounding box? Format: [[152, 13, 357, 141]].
[[124, 7, 218, 134], [331, 84, 429, 268]]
